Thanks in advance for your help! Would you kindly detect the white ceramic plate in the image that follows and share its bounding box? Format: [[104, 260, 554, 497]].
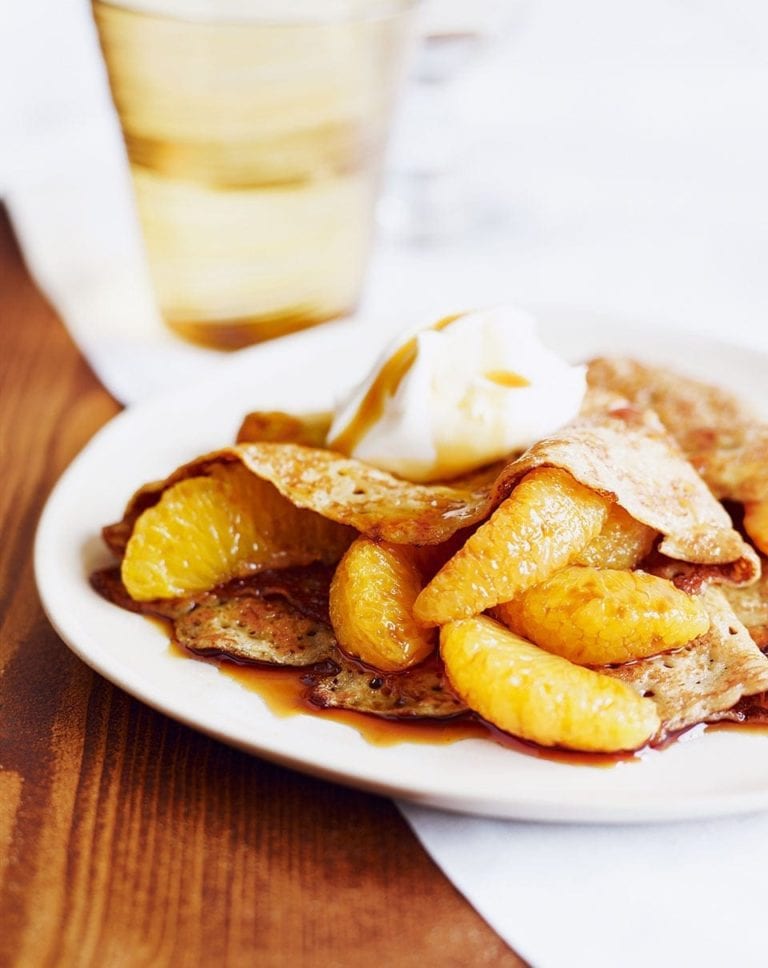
[[34, 309, 768, 824]]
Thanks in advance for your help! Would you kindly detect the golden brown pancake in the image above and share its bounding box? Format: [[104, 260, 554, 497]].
[[91, 565, 466, 718], [587, 357, 768, 503], [487, 405, 758, 581], [722, 563, 768, 649], [305, 657, 468, 719], [91, 565, 337, 666], [103, 446, 502, 554]]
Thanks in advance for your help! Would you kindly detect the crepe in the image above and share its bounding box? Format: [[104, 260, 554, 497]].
[[174, 596, 336, 666], [586, 357, 757, 441], [605, 587, 768, 736], [91, 565, 337, 666], [488, 405, 758, 581], [92, 564, 768, 738], [104, 445, 502, 555], [722, 563, 768, 649], [305, 658, 468, 719], [92, 565, 467, 718], [587, 357, 768, 503], [686, 427, 768, 504]]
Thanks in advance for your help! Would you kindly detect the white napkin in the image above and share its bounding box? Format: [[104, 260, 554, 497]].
[[8, 3, 768, 967], [399, 804, 768, 968]]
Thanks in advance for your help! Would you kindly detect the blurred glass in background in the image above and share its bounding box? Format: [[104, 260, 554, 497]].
[[91, 0, 415, 349]]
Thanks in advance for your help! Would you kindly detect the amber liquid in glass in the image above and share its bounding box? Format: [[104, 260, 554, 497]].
[[93, 1, 410, 348]]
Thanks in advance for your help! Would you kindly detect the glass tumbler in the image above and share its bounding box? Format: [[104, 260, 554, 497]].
[[92, 0, 415, 348]]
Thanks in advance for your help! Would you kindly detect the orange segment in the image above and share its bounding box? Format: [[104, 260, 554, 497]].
[[441, 616, 660, 752], [574, 503, 657, 570], [497, 567, 710, 665], [122, 463, 353, 600], [329, 536, 435, 672], [413, 468, 609, 626]]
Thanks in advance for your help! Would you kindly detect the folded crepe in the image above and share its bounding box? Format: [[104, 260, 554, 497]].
[[487, 403, 758, 581], [722, 564, 768, 649], [587, 357, 768, 503]]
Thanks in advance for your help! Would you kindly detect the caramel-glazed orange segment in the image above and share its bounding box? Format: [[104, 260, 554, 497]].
[[122, 463, 353, 601], [441, 616, 660, 752], [413, 467, 609, 626], [329, 536, 435, 672], [574, 503, 657, 570], [496, 567, 710, 666]]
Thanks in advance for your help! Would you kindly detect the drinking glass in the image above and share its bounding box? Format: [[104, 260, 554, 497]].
[[92, 0, 415, 348]]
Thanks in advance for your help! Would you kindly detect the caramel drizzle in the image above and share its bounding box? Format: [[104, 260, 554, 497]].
[[328, 313, 465, 455], [484, 370, 530, 388]]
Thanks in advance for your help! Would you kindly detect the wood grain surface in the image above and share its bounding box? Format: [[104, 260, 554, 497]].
[[0, 210, 524, 968]]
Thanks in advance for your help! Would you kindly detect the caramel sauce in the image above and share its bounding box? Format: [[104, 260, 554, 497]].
[[484, 370, 530, 388], [327, 312, 465, 454], [166, 631, 628, 765], [93, 574, 635, 768], [220, 660, 490, 748]]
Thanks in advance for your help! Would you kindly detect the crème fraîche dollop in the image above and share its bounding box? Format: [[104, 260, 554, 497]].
[[327, 307, 586, 482]]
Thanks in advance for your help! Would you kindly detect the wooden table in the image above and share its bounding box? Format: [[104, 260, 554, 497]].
[[0, 210, 523, 968]]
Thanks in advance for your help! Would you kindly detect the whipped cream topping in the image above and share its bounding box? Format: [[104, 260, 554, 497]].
[[327, 306, 587, 482]]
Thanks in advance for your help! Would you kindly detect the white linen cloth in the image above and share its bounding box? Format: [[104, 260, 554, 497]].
[[6, 2, 768, 965], [399, 805, 768, 968]]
